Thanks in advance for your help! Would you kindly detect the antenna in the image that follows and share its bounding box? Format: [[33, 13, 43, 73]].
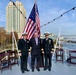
[[58, 27, 61, 49], [52, 27, 61, 59], [12, 27, 20, 57]]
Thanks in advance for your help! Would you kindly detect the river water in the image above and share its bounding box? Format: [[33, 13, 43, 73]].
[[53, 42, 76, 63], [61, 42, 76, 50]]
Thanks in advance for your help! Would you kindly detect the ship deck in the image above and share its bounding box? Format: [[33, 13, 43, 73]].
[[0, 58, 76, 75]]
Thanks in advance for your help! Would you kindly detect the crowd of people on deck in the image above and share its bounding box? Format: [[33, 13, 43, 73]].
[[18, 32, 54, 73]]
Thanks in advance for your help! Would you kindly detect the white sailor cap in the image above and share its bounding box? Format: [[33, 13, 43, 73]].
[[44, 32, 50, 36]]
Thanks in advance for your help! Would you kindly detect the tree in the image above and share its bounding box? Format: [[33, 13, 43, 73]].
[[0, 27, 7, 47], [0, 27, 18, 51]]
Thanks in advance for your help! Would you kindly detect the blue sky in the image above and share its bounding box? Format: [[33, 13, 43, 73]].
[[0, 0, 76, 35]]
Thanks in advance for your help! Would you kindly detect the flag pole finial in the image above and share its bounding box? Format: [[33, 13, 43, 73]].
[[34, 0, 36, 3]]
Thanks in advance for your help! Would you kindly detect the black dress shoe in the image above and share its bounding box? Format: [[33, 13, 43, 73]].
[[22, 71, 25, 73], [32, 69, 34, 72], [44, 68, 47, 71], [36, 68, 40, 71], [48, 68, 51, 71]]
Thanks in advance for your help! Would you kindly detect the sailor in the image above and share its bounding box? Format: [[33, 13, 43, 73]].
[[42, 32, 54, 71], [18, 32, 30, 73]]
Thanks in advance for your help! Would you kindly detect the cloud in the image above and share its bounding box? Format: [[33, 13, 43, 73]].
[[40, 7, 76, 35], [40, 8, 68, 25], [0, 1, 6, 22], [71, 12, 76, 20], [0, 15, 5, 22], [65, 0, 70, 2], [0, 10, 5, 22], [0, 2, 2, 5], [0, 2, 2, 8]]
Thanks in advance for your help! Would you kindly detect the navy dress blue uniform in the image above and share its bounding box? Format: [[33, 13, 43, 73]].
[[18, 39, 30, 72], [30, 37, 42, 71], [42, 38, 54, 71]]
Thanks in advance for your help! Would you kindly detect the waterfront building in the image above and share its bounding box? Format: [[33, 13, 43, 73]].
[[6, 0, 26, 38]]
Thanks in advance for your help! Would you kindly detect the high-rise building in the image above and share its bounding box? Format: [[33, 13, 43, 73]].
[[6, 0, 26, 38]]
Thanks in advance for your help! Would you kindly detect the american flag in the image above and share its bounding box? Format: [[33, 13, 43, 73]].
[[22, 3, 40, 40]]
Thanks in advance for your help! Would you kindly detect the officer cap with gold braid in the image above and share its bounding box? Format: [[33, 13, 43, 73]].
[[44, 32, 50, 36], [22, 32, 28, 36]]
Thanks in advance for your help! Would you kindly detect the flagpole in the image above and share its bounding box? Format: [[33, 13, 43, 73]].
[[34, 0, 36, 3], [34, 0, 37, 32]]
